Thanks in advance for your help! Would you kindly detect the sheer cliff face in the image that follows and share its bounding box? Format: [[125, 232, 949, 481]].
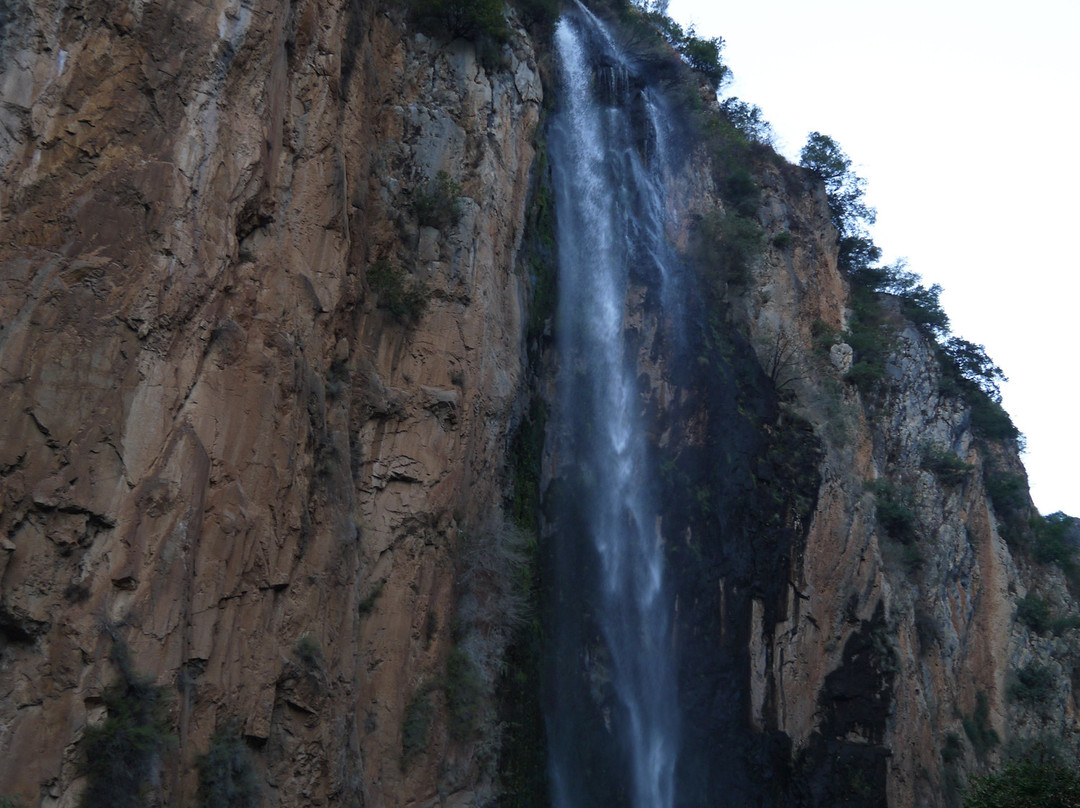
[[0, 1, 540, 804], [745, 161, 1080, 806]]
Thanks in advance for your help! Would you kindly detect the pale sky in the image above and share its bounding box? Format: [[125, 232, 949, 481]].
[[667, 0, 1080, 516]]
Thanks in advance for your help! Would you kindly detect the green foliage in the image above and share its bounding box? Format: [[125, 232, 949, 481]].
[[508, 400, 548, 531], [293, 632, 324, 669], [1009, 662, 1056, 705], [79, 647, 173, 808], [413, 171, 463, 230], [195, 724, 261, 808], [843, 285, 891, 392], [367, 258, 428, 324], [962, 691, 1000, 758], [0, 798, 25, 808], [942, 731, 964, 764], [401, 689, 435, 766], [512, 0, 559, 32], [938, 337, 1007, 403], [921, 444, 973, 485], [1032, 512, 1079, 571], [679, 33, 727, 89], [358, 581, 385, 616], [970, 395, 1022, 443], [690, 208, 763, 289], [771, 231, 792, 250], [800, 132, 876, 240], [806, 134, 1014, 444], [639, 6, 729, 90], [870, 481, 918, 545], [444, 646, 485, 741], [965, 758, 1080, 808], [933, 336, 1019, 444], [1016, 594, 1051, 634], [409, 0, 509, 54], [985, 472, 1027, 520], [522, 146, 557, 350], [878, 263, 949, 338], [719, 97, 774, 146]]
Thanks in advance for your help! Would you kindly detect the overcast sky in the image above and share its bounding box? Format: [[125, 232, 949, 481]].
[[665, 0, 1080, 516]]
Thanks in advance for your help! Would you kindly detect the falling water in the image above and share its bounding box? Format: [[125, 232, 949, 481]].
[[546, 5, 684, 807]]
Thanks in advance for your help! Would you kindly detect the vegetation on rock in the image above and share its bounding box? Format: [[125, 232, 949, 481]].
[[964, 757, 1080, 808], [78, 644, 173, 808], [367, 258, 428, 324], [195, 724, 261, 808]]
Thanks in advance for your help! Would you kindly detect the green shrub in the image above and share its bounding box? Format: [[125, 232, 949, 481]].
[[968, 394, 1021, 443], [358, 581, 385, 616], [800, 132, 875, 240], [78, 649, 173, 808], [401, 690, 434, 766], [942, 731, 964, 764], [196, 724, 261, 808], [367, 259, 428, 324], [843, 285, 891, 392], [771, 231, 793, 250], [444, 646, 485, 741], [1016, 594, 1051, 634], [921, 444, 973, 485], [690, 209, 763, 289], [719, 98, 774, 146], [413, 171, 462, 229], [1051, 615, 1080, 634], [293, 632, 324, 670], [409, 0, 509, 48], [964, 759, 1080, 808], [962, 691, 1000, 758], [985, 472, 1027, 520], [1032, 512, 1079, 571], [679, 34, 727, 89], [1008, 662, 1056, 705], [512, 0, 559, 31], [870, 481, 918, 544]]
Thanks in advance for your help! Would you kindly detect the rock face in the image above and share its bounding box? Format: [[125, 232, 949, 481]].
[[1, 2, 1077, 807], [0, 1, 541, 805], [742, 159, 1080, 806]]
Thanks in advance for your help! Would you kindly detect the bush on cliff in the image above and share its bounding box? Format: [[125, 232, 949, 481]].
[[195, 724, 261, 808], [78, 645, 173, 808], [367, 259, 428, 324], [964, 757, 1080, 808]]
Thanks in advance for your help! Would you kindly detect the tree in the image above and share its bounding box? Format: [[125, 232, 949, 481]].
[[679, 32, 728, 89], [800, 132, 876, 239], [939, 337, 1007, 402], [719, 98, 774, 145], [964, 759, 1080, 807]]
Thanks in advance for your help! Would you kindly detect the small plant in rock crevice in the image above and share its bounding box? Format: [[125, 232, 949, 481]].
[[367, 258, 428, 324], [961, 691, 1000, 759], [401, 687, 435, 768], [921, 444, 973, 486], [1008, 662, 1056, 706], [413, 171, 463, 230], [293, 632, 324, 670]]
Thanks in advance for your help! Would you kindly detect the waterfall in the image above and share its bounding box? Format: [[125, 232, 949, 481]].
[[545, 6, 684, 807]]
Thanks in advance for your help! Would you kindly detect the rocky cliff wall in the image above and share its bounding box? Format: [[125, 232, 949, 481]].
[[741, 157, 1080, 806], [2, 2, 1078, 806], [0, 1, 542, 805]]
